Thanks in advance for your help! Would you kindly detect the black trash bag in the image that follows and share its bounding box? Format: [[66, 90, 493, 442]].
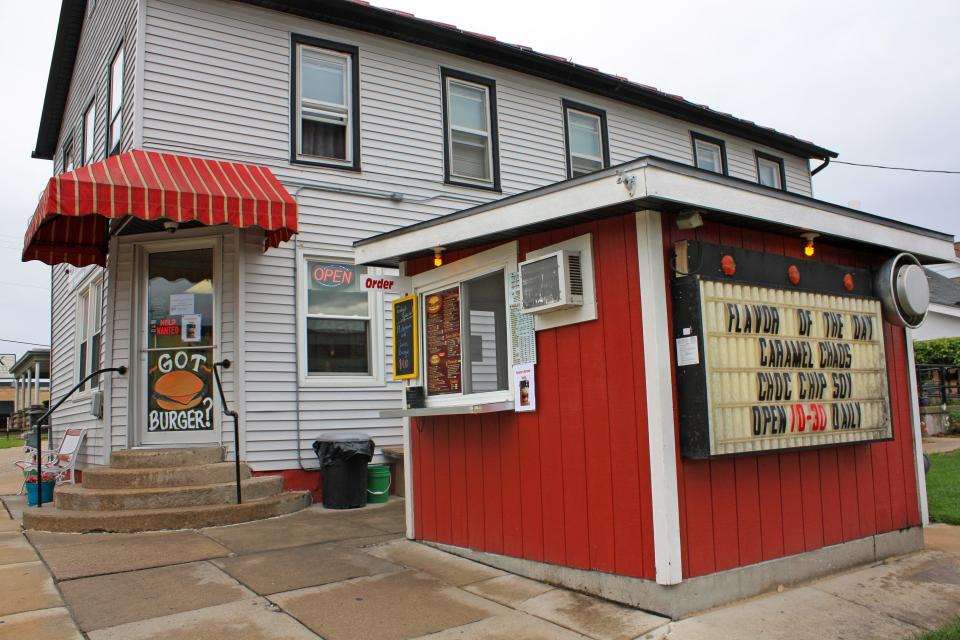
[[312, 436, 374, 469]]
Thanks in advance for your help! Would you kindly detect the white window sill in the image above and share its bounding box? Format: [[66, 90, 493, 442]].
[[379, 401, 514, 418], [298, 375, 387, 389]]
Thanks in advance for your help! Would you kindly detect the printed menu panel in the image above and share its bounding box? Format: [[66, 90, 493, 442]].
[[425, 287, 461, 395]]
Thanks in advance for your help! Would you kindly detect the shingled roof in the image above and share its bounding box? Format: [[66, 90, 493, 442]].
[[34, 0, 838, 161], [926, 268, 960, 307]]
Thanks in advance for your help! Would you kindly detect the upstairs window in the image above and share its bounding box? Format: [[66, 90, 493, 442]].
[[563, 99, 609, 178], [62, 136, 74, 173], [82, 100, 96, 165], [442, 69, 500, 190], [292, 35, 360, 170], [108, 45, 124, 156], [76, 277, 103, 391], [756, 152, 786, 190], [692, 132, 726, 175]]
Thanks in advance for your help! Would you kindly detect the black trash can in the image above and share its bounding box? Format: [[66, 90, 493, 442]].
[[313, 432, 374, 509]]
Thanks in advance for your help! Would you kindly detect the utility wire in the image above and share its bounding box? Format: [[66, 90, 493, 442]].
[[0, 338, 49, 347], [832, 161, 960, 174]]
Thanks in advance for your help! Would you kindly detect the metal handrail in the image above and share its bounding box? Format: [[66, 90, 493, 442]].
[[32, 366, 128, 508], [212, 360, 241, 504]]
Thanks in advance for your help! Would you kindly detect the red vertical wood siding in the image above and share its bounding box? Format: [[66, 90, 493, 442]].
[[410, 215, 657, 580], [664, 218, 922, 578], [408, 213, 921, 583]]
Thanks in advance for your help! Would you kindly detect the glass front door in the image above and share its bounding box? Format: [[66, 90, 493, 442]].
[[139, 245, 220, 446]]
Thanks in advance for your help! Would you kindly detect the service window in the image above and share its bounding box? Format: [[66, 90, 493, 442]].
[[412, 243, 517, 407]]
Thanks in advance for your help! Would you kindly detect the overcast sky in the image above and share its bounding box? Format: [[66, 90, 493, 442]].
[[1, 0, 958, 358]]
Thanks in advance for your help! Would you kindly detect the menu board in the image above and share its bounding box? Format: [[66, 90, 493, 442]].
[[675, 275, 892, 458], [425, 287, 462, 395], [392, 295, 418, 380]]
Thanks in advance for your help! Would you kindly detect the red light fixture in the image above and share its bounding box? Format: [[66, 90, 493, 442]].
[[721, 254, 736, 277], [788, 265, 800, 285]]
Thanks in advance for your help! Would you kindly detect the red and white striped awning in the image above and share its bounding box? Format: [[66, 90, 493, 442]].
[[23, 150, 298, 267]]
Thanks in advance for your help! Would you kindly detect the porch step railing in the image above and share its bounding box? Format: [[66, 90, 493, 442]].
[[212, 359, 242, 504], [32, 366, 128, 508]]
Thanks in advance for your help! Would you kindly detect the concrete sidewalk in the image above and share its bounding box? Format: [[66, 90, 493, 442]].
[[1, 494, 959, 640]]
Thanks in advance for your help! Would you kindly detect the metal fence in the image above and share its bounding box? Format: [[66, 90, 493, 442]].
[[917, 364, 960, 406]]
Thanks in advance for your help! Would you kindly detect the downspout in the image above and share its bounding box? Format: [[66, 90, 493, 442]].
[[811, 156, 831, 176]]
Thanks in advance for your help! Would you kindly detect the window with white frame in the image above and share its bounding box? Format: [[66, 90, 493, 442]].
[[412, 243, 516, 406], [82, 100, 96, 165], [563, 100, 608, 178], [443, 69, 499, 189], [304, 260, 374, 375], [62, 136, 74, 173], [692, 133, 726, 174], [292, 35, 359, 169], [108, 45, 123, 156], [756, 152, 785, 190], [76, 277, 103, 391]]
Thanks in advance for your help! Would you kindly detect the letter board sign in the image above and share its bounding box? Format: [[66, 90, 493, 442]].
[[672, 241, 892, 458]]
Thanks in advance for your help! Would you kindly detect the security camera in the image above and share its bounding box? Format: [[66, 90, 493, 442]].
[[163, 220, 179, 234]]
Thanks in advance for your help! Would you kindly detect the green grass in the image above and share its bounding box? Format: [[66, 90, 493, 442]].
[[0, 434, 25, 449], [927, 449, 960, 525], [915, 618, 960, 640]]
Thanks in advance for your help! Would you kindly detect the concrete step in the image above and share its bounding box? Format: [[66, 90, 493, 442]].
[[83, 462, 252, 490], [54, 476, 283, 511], [23, 491, 312, 533], [110, 447, 225, 469]]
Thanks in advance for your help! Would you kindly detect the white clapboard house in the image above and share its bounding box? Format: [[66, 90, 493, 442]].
[[24, 0, 850, 514]]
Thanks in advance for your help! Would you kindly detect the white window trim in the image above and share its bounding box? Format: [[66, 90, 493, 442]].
[[694, 138, 723, 174], [757, 156, 783, 189], [411, 242, 518, 408], [296, 250, 385, 388], [73, 269, 104, 401], [82, 100, 96, 166], [445, 77, 494, 186], [295, 44, 353, 165], [566, 108, 604, 175], [108, 45, 124, 156]]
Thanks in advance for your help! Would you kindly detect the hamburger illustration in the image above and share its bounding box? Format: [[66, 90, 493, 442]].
[[426, 295, 442, 315], [153, 370, 205, 411]]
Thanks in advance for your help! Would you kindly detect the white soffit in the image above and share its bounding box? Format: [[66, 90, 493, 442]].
[[354, 162, 956, 265]]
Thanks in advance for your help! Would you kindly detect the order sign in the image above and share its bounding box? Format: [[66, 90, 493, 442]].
[[675, 278, 892, 457]]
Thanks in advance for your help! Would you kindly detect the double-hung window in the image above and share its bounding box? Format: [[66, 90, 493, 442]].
[[76, 277, 103, 391], [62, 137, 74, 173], [692, 132, 727, 175], [562, 99, 609, 178], [304, 260, 375, 376], [82, 100, 96, 166], [756, 151, 786, 190], [107, 45, 124, 156], [442, 69, 499, 190], [292, 35, 359, 170]]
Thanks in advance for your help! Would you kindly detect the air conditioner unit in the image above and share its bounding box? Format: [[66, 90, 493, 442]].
[[519, 249, 584, 314]]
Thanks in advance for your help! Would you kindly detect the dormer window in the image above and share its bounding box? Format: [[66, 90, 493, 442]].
[[692, 132, 727, 175], [291, 35, 360, 170]]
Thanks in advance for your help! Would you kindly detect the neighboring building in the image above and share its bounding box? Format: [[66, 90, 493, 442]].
[[925, 242, 960, 281], [913, 268, 960, 341], [26, 0, 835, 482], [7, 350, 51, 432]]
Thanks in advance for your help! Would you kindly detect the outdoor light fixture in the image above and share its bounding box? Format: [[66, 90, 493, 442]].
[[163, 220, 179, 234], [677, 211, 704, 230], [801, 232, 819, 257], [433, 247, 445, 267]]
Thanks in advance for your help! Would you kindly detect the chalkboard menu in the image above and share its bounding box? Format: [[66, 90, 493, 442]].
[[425, 287, 462, 395], [392, 294, 418, 380]]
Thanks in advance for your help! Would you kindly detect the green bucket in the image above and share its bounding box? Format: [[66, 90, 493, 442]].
[[367, 464, 391, 504]]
